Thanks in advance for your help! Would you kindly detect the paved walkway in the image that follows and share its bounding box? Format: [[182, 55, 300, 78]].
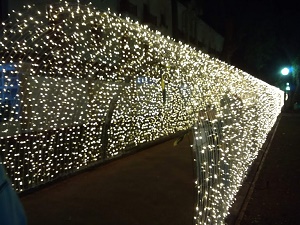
[[20, 113, 300, 225], [21, 134, 195, 225], [237, 113, 300, 225]]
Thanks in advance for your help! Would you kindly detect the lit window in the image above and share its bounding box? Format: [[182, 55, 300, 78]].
[[0, 64, 20, 122]]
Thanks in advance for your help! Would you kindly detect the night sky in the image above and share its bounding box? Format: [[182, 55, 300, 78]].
[[201, 0, 300, 85]]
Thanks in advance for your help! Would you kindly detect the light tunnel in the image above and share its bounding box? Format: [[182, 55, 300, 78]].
[[0, 2, 283, 224]]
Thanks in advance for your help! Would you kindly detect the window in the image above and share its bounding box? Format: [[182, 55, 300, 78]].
[[119, 0, 138, 17], [0, 64, 20, 122], [143, 4, 157, 26], [136, 76, 154, 85]]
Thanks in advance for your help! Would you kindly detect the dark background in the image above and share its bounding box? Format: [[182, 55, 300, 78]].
[[199, 0, 300, 86]]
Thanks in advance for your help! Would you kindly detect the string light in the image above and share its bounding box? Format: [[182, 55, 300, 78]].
[[0, 2, 283, 224]]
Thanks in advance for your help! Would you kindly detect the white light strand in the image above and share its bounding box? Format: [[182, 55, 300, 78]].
[[0, 2, 283, 224]]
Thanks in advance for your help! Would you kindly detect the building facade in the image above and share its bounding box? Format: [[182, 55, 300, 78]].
[[1, 0, 223, 57]]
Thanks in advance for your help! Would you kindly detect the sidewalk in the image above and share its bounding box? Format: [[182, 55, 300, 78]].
[[20, 134, 195, 225], [237, 113, 300, 225]]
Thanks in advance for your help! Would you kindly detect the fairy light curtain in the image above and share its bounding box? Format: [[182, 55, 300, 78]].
[[0, 2, 283, 224]]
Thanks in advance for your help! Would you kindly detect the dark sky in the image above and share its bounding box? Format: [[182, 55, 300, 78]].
[[201, 0, 300, 85]]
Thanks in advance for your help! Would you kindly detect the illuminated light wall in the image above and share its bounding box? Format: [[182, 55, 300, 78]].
[[192, 73, 283, 224], [0, 2, 283, 224]]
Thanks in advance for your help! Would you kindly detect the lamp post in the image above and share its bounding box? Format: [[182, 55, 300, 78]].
[[281, 67, 291, 110], [280, 65, 300, 111]]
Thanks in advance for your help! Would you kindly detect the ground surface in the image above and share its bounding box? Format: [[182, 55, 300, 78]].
[[21, 134, 195, 225], [239, 113, 300, 225]]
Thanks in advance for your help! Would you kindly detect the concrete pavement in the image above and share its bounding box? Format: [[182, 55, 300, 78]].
[[21, 133, 195, 225], [237, 113, 300, 225]]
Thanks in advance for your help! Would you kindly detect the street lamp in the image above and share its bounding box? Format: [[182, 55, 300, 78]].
[[286, 82, 291, 91], [281, 67, 290, 76], [280, 67, 292, 110]]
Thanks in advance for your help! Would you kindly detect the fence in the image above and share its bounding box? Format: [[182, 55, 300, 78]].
[[0, 2, 283, 224]]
